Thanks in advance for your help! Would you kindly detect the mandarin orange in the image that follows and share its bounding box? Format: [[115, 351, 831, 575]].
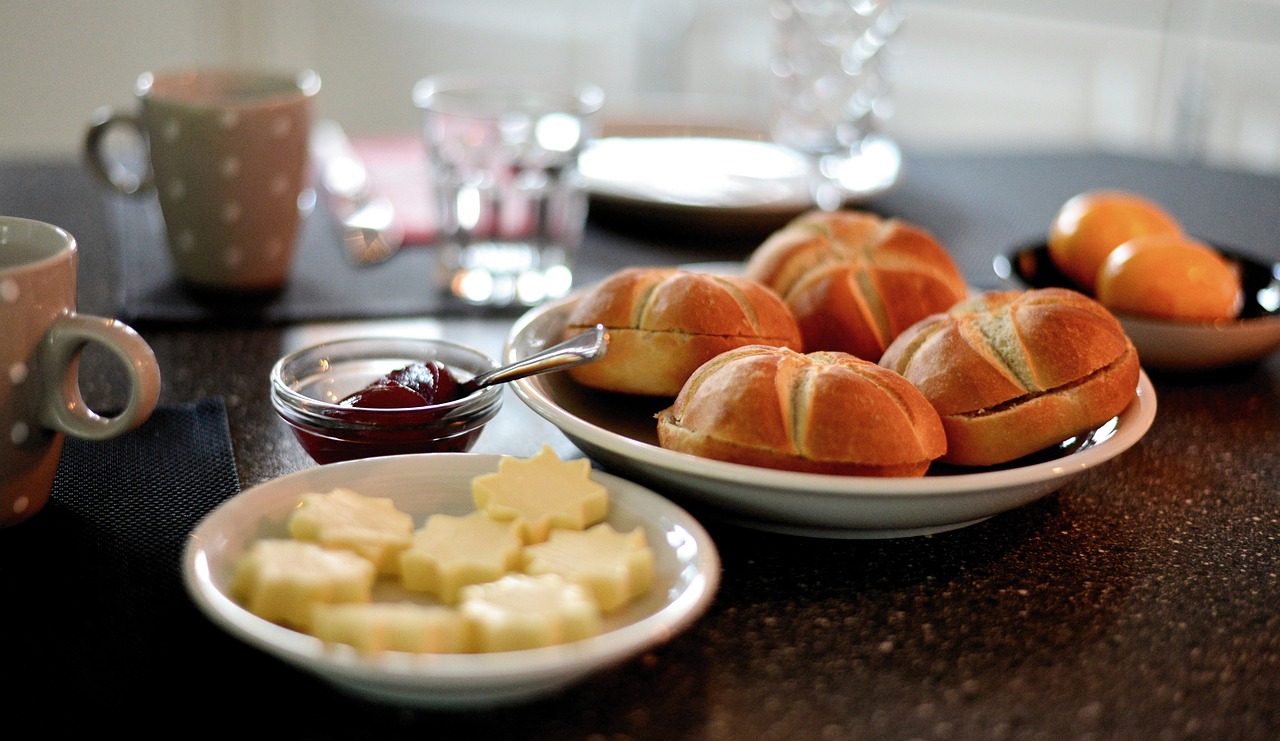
[[1047, 190, 1183, 292], [1095, 233, 1241, 321]]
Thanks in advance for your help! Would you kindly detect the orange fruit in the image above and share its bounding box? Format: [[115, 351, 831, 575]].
[[1047, 190, 1183, 292], [1095, 234, 1241, 321]]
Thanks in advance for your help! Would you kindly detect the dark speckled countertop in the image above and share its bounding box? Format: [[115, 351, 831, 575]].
[[2, 152, 1277, 740]]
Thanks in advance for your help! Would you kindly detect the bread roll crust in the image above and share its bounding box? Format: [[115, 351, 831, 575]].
[[563, 268, 803, 397], [879, 288, 1140, 466], [656, 345, 946, 476], [745, 210, 968, 361]]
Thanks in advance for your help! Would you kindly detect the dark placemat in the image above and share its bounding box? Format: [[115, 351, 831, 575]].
[[103, 187, 750, 326], [106, 188, 464, 324], [0, 398, 243, 725], [103, 150, 1280, 327]]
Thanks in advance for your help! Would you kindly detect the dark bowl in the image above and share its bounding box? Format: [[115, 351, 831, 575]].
[[994, 240, 1280, 371]]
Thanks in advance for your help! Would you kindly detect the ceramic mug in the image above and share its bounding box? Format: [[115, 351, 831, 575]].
[[84, 68, 320, 292], [0, 216, 162, 527]]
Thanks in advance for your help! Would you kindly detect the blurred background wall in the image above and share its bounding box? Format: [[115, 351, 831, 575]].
[[3, 0, 1278, 173]]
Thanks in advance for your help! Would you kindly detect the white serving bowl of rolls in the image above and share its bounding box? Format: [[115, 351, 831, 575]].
[[505, 209, 1156, 539]]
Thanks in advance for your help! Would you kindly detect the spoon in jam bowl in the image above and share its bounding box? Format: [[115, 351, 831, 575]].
[[334, 324, 609, 410], [272, 328, 608, 465], [461, 323, 608, 394], [338, 324, 609, 408]]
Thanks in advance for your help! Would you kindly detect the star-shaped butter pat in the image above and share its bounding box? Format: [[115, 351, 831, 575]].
[[311, 602, 470, 655], [460, 573, 602, 652], [399, 512, 523, 604], [522, 523, 656, 613], [288, 487, 414, 575], [231, 539, 376, 631], [471, 445, 608, 544]]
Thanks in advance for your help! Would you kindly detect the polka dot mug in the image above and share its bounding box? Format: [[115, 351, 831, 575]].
[[0, 217, 161, 527], [84, 68, 319, 292]]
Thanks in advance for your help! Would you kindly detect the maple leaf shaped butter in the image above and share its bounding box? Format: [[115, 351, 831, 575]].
[[311, 602, 470, 654], [288, 487, 414, 575], [400, 512, 523, 604], [471, 445, 608, 544], [231, 539, 376, 631], [523, 523, 656, 613], [460, 573, 602, 652]]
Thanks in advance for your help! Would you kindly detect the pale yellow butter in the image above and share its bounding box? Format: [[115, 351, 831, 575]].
[[231, 539, 375, 631], [523, 523, 656, 613], [288, 487, 414, 574], [400, 512, 523, 604], [311, 602, 470, 654], [460, 573, 602, 652], [471, 445, 608, 544]]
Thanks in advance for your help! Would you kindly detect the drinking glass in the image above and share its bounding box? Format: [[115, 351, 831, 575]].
[[769, 0, 904, 210], [414, 75, 604, 308]]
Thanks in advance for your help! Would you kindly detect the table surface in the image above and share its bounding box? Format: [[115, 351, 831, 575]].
[[3, 149, 1279, 740]]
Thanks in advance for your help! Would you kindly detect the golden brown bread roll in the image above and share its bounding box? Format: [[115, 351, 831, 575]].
[[744, 209, 968, 362], [563, 268, 803, 397], [656, 345, 946, 476], [879, 288, 1140, 467]]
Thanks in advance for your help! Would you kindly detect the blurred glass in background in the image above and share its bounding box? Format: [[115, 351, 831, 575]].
[[768, 0, 904, 209]]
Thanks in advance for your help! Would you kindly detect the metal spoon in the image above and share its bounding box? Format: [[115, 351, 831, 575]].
[[463, 324, 608, 392], [340, 194, 404, 266], [311, 120, 405, 266]]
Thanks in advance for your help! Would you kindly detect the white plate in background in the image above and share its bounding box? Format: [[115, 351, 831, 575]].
[[578, 131, 901, 233]]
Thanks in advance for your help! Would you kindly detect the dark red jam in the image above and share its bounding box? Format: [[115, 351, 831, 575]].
[[339, 361, 466, 408], [289, 423, 486, 464], [289, 362, 484, 464]]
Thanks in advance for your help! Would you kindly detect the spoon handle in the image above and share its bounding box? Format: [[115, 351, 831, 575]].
[[470, 324, 608, 389]]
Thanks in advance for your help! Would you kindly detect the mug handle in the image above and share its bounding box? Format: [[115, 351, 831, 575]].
[[38, 315, 162, 441], [83, 108, 154, 195]]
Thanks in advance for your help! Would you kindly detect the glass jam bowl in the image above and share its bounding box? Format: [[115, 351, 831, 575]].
[[270, 337, 503, 464]]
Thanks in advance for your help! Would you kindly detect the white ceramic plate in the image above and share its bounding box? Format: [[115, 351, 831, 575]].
[[182, 453, 720, 709], [581, 136, 816, 212], [578, 133, 901, 233], [995, 242, 1280, 371], [504, 295, 1159, 539]]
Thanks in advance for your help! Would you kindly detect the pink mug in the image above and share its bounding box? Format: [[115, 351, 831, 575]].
[[0, 216, 161, 527]]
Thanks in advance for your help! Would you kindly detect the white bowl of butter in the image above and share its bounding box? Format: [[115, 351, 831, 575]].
[[183, 452, 720, 709]]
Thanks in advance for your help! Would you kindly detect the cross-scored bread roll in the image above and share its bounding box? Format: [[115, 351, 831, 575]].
[[563, 268, 803, 397], [744, 209, 968, 362], [656, 345, 946, 476], [879, 287, 1140, 467]]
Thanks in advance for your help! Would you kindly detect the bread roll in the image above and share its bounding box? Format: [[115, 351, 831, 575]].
[[879, 288, 1140, 467], [563, 268, 803, 397], [744, 209, 968, 362], [656, 345, 945, 477]]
